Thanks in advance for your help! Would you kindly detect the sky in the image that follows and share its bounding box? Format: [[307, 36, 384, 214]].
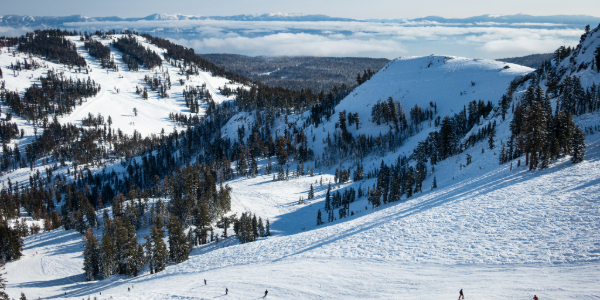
[[1, 0, 598, 19]]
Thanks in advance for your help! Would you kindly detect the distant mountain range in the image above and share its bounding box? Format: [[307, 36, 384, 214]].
[[0, 13, 356, 27], [374, 14, 600, 26], [0, 13, 598, 28]]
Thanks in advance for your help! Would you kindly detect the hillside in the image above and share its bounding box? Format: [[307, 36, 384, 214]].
[[199, 54, 390, 91], [497, 53, 553, 69], [0, 34, 239, 138], [2, 24, 600, 300]]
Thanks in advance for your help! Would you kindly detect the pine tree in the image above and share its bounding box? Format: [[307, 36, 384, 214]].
[[324, 184, 332, 211], [151, 216, 168, 273], [251, 215, 259, 240], [308, 184, 314, 200], [500, 94, 510, 121], [192, 203, 211, 244], [114, 217, 137, 276], [595, 45, 600, 73], [258, 217, 265, 237], [431, 176, 437, 190], [539, 150, 551, 169], [404, 170, 415, 199], [0, 261, 8, 300], [19, 292, 27, 300], [83, 228, 100, 281], [100, 231, 116, 279], [571, 126, 586, 163], [367, 188, 381, 209], [275, 136, 288, 165], [265, 219, 271, 236], [168, 215, 190, 264], [488, 125, 496, 150], [316, 209, 323, 226]]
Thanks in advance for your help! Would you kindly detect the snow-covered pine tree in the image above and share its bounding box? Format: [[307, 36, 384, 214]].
[[308, 184, 314, 200]]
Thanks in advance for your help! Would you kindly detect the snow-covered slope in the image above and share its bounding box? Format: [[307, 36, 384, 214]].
[[5, 125, 600, 299], [557, 23, 600, 87], [0, 34, 240, 138], [222, 55, 532, 159], [3, 27, 600, 300]]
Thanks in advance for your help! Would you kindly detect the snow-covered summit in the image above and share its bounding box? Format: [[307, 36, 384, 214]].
[[339, 55, 532, 119]]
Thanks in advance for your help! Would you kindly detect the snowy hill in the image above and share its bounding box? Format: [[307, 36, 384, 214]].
[[2, 25, 600, 300], [222, 55, 533, 159], [556, 24, 600, 86], [0, 34, 239, 137]]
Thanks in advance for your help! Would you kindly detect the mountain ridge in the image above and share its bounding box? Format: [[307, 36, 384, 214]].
[[1, 13, 598, 28]]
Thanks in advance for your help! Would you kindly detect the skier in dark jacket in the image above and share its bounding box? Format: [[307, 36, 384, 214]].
[[264, 289, 268, 297], [226, 288, 228, 295], [458, 289, 464, 300], [204, 279, 207, 285]]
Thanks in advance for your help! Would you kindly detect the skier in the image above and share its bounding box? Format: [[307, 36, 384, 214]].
[[264, 289, 268, 297], [204, 279, 207, 285], [458, 289, 464, 300], [533, 296, 539, 300], [128, 287, 130, 292], [226, 288, 228, 295]]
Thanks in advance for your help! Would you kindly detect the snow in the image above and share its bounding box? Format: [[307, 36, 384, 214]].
[[0, 34, 244, 187], [5, 128, 600, 299], [0, 34, 241, 139], [221, 55, 533, 160], [2, 32, 600, 300], [557, 24, 600, 87]]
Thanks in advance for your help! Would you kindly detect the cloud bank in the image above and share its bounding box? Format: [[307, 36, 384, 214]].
[[62, 19, 585, 58]]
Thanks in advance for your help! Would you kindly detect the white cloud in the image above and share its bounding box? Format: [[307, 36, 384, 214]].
[[480, 37, 577, 53], [0, 26, 33, 37], [168, 33, 406, 57], [61, 19, 585, 58]]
